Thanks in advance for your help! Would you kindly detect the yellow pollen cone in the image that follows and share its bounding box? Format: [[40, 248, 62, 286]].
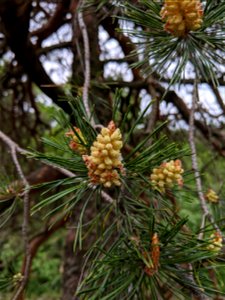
[[160, 0, 203, 37], [83, 121, 124, 188], [150, 159, 184, 193]]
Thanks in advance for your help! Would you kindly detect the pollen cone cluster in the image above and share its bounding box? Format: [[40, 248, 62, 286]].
[[65, 127, 87, 155], [150, 159, 184, 193], [160, 0, 203, 37], [205, 188, 219, 203], [13, 272, 23, 283], [207, 232, 223, 252], [83, 121, 123, 188]]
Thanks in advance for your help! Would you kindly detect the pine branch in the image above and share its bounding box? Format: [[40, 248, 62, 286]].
[[30, 0, 71, 43], [0, 130, 75, 178], [77, 0, 92, 122], [0, 130, 31, 300], [176, 264, 208, 300], [188, 79, 222, 239]]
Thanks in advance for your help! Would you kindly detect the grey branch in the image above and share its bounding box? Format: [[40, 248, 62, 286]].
[[77, 0, 92, 122], [188, 80, 222, 240], [0, 130, 31, 300]]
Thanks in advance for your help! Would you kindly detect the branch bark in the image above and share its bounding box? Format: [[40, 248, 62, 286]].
[[104, 79, 225, 157], [30, 0, 71, 44], [0, 0, 71, 114]]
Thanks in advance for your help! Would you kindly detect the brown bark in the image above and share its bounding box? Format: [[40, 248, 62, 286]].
[[0, 0, 71, 114], [105, 78, 225, 157], [31, 0, 71, 44], [152, 81, 225, 157], [101, 17, 141, 81]]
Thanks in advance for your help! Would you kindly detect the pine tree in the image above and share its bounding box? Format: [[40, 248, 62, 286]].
[[1, 1, 225, 299]]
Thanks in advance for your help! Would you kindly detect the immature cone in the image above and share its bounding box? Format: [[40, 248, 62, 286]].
[[205, 188, 219, 204], [13, 273, 24, 284], [65, 127, 87, 155], [83, 121, 123, 188], [144, 233, 160, 277], [207, 232, 223, 252], [160, 0, 203, 37], [150, 159, 184, 193]]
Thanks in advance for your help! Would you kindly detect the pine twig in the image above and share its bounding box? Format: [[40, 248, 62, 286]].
[[0, 130, 75, 178], [0, 131, 26, 154], [101, 190, 114, 204], [176, 264, 208, 300], [188, 80, 222, 240], [0, 130, 31, 300], [77, 0, 92, 122]]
